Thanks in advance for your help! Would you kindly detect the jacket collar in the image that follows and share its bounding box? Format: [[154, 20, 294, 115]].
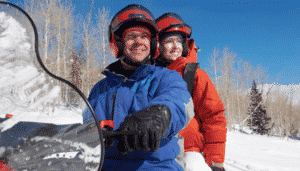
[[102, 60, 153, 81], [166, 57, 187, 73]]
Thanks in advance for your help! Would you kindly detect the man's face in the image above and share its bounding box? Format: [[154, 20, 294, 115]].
[[123, 26, 151, 63], [161, 35, 183, 62]]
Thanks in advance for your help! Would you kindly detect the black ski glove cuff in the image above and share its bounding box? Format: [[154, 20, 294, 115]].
[[117, 105, 172, 155], [211, 166, 226, 171]]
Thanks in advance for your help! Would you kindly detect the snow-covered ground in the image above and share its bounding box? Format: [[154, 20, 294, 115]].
[[224, 127, 300, 171], [2, 109, 300, 171]]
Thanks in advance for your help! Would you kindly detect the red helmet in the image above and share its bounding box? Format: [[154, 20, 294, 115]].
[[155, 13, 192, 57], [108, 4, 160, 60]]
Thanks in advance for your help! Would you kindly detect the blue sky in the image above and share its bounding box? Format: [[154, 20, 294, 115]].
[[7, 0, 300, 86]]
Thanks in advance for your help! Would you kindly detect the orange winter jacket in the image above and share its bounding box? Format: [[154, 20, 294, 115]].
[[167, 39, 227, 167]]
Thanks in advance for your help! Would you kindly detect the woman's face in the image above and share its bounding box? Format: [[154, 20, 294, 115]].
[[161, 35, 183, 62]]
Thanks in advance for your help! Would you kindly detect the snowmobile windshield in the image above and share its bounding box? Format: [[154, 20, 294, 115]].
[[0, 2, 104, 171]]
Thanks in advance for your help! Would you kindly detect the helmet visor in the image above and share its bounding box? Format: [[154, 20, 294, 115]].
[[160, 24, 192, 38], [111, 4, 157, 34]]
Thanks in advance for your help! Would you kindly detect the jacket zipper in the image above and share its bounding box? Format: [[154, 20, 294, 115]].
[[111, 93, 117, 121], [109, 77, 126, 121], [110, 77, 125, 121]]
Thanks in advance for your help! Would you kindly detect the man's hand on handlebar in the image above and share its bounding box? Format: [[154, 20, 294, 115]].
[[112, 105, 172, 155]]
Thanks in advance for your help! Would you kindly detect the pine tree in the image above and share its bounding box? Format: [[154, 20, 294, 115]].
[[290, 124, 299, 139], [247, 79, 273, 135]]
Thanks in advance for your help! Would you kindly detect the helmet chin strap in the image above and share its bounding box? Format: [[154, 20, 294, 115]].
[[121, 54, 153, 68]]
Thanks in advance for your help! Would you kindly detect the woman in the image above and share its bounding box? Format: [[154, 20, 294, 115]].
[[155, 13, 227, 171]]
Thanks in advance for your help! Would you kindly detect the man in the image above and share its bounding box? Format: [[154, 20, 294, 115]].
[[155, 13, 227, 171], [85, 4, 194, 171]]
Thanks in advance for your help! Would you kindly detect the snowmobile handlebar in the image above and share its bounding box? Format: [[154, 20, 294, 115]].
[[102, 129, 139, 139]]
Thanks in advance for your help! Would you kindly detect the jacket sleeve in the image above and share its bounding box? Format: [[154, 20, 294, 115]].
[[148, 69, 195, 139], [193, 68, 227, 166]]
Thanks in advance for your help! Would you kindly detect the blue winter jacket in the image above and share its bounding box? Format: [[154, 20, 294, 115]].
[[85, 60, 193, 171]]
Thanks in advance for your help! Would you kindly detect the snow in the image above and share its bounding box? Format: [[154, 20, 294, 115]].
[[43, 151, 79, 159], [0, 107, 83, 132], [225, 130, 300, 171], [185, 151, 212, 171], [183, 126, 300, 171], [0, 12, 30, 56], [32, 136, 101, 164], [0, 11, 83, 132]]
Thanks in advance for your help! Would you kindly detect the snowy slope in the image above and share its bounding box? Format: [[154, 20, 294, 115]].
[[225, 131, 300, 171]]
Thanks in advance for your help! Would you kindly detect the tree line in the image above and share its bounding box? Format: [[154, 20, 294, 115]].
[[208, 46, 300, 139], [9, 0, 115, 108]]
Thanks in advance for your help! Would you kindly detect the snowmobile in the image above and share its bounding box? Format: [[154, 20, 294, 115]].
[[0, 2, 124, 170]]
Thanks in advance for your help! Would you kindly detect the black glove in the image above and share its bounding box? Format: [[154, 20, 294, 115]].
[[103, 126, 114, 148], [116, 105, 171, 155], [211, 166, 226, 171]]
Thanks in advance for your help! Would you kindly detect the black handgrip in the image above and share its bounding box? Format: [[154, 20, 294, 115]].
[[102, 130, 139, 139]]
